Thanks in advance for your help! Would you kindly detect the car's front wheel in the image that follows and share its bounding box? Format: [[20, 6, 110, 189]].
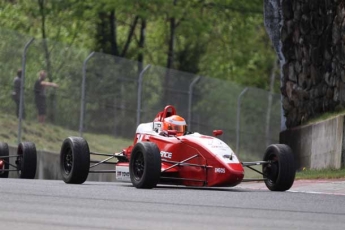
[[263, 144, 295, 191], [129, 142, 161, 189], [60, 137, 90, 184]]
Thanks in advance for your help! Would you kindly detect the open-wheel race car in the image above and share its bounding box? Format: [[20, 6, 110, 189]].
[[60, 105, 295, 191], [0, 142, 37, 179]]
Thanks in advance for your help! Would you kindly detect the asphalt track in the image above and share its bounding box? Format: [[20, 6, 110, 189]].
[[1, 178, 345, 230]]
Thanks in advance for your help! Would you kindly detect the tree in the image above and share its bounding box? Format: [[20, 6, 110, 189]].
[[1, 0, 276, 89]]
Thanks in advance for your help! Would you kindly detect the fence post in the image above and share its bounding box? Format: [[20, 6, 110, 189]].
[[136, 64, 151, 127], [236, 87, 248, 155], [17, 38, 35, 144], [79, 52, 95, 137], [188, 76, 201, 130], [266, 59, 278, 146]]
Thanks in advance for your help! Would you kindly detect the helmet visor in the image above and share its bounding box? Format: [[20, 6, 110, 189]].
[[169, 124, 187, 133]]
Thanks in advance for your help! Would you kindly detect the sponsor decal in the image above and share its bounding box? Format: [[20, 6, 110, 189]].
[[121, 171, 130, 177], [215, 168, 226, 173], [116, 166, 131, 181], [160, 151, 172, 159], [207, 140, 227, 149], [211, 145, 226, 149], [137, 134, 150, 142], [137, 134, 143, 141]]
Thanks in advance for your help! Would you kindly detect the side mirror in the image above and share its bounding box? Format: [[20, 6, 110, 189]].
[[213, 130, 223, 137]]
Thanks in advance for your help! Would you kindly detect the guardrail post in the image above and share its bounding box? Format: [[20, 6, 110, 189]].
[[136, 64, 151, 127], [188, 76, 201, 130], [18, 38, 35, 144], [79, 52, 95, 137], [236, 87, 248, 155]]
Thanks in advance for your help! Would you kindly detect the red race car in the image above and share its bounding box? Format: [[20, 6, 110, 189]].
[[0, 142, 37, 179], [60, 105, 295, 191]]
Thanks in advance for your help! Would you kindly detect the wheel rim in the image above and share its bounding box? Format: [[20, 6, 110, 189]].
[[0, 160, 4, 174], [133, 151, 144, 181], [16, 154, 23, 175], [63, 148, 73, 175], [263, 153, 279, 185]]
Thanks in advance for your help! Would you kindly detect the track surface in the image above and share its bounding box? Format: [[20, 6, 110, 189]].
[[1, 179, 345, 230]]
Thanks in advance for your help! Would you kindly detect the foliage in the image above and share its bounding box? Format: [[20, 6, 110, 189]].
[[0, 0, 277, 91], [0, 1, 281, 158]]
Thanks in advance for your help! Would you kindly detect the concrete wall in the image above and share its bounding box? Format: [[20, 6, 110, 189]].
[[8, 146, 116, 182], [280, 115, 345, 170]]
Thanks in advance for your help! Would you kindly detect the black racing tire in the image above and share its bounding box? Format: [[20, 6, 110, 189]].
[[17, 142, 37, 179], [60, 137, 90, 184], [129, 142, 161, 189], [263, 144, 295, 191], [0, 142, 9, 178]]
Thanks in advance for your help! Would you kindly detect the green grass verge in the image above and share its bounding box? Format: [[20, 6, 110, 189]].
[[0, 113, 132, 154], [244, 165, 345, 180], [296, 168, 345, 180], [302, 108, 345, 126]]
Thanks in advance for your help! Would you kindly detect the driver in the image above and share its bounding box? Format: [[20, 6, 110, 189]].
[[161, 115, 187, 136]]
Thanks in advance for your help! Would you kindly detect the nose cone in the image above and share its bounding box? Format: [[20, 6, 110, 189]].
[[226, 163, 244, 186], [208, 163, 244, 187]]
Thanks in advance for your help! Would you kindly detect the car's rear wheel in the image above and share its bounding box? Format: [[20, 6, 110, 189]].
[[60, 137, 90, 184], [130, 142, 161, 189], [17, 142, 37, 179], [0, 142, 9, 178], [263, 144, 295, 191]]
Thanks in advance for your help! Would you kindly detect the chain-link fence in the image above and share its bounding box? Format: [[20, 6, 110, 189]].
[[0, 28, 281, 160]]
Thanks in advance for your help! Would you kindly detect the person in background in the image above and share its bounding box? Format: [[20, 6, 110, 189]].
[[12, 69, 24, 118], [33, 70, 58, 123]]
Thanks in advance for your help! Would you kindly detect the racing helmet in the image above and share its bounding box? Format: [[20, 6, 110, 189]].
[[163, 115, 187, 136]]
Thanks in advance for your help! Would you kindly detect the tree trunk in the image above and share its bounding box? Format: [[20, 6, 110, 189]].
[[38, 0, 51, 80], [121, 16, 139, 57], [109, 10, 119, 56], [166, 3, 176, 70], [163, 0, 178, 104], [38, 0, 56, 122], [138, 18, 146, 74]]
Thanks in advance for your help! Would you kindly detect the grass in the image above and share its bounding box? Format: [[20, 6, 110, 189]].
[[0, 113, 132, 154], [296, 108, 345, 179], [243, 165, 262, 179], [302, 107, 345, 126], [296, 168, 345, 180], [244, 165, 345, 180]]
